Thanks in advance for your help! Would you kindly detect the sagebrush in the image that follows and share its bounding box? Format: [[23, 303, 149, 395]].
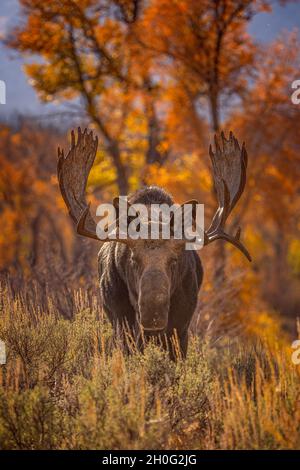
[[0, 283, 299, 450]]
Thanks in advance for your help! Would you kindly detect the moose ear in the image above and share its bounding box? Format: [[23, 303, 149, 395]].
[[112, 197, 120, 219], [113, 195, 119, 208], [112, 196, 136, 226], [171, 199, 199, 221], [170, 199, 199, 233], [180, 200, 199, 221]]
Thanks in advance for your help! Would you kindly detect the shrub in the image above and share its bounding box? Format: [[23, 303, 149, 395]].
[[0, 281, 299, 449]]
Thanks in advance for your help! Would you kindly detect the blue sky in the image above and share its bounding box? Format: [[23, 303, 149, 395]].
[[0, 0, 300, 118]]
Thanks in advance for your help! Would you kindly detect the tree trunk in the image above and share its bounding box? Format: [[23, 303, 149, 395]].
[[109, 141, 129, 195], [145, 102, 164, 165], [209, 91, 226, 285], [210, 91, 220, 133]]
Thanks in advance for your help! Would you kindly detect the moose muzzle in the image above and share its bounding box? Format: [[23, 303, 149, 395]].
[[138, 270, 170, 334]]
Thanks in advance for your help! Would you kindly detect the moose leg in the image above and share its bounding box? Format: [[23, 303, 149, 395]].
[[166, 294, 199, 359], [99, 269, 138, 352]]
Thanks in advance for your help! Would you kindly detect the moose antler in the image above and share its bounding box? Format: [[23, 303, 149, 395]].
[[57, 127, 99, 240], [204, 131, 251, 262], [58, 127, 132, 243]]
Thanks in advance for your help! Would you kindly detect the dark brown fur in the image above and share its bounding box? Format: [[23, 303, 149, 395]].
[[98, 186, 203, 359], [58, 129, 250, 359]]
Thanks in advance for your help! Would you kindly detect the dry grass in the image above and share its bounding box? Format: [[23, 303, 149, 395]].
[[0, 281, 299, 450]]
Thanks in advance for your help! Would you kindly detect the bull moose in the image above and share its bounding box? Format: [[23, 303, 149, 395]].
[[57, 129, 251, 359]]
